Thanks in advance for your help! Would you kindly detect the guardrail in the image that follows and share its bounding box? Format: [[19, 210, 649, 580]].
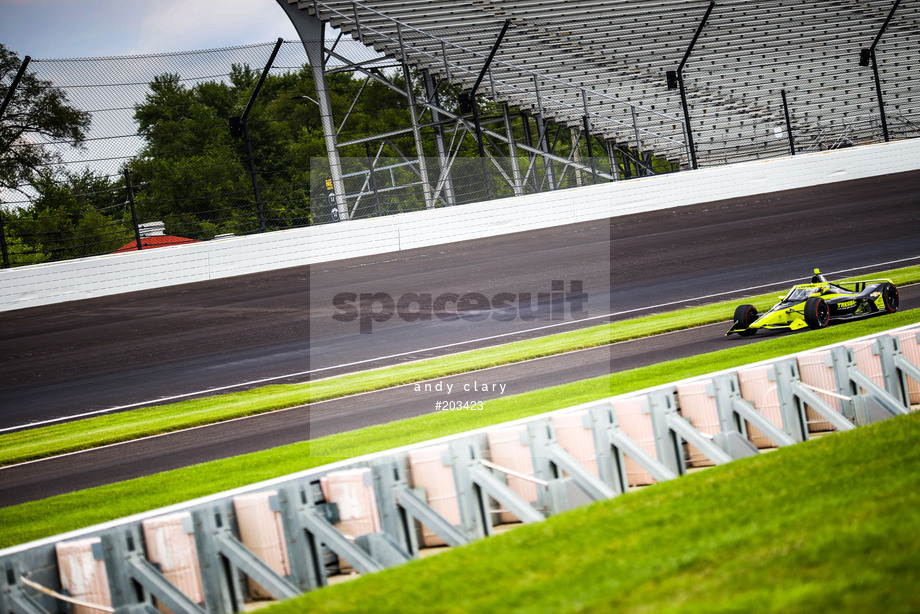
[[2, 323, 919, 613]]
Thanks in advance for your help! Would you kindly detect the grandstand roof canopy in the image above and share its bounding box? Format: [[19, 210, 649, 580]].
[[284, 0, 920, 167]]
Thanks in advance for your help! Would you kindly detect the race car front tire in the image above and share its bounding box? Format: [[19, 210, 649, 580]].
[[881, 282, 899, 313], [804, 297, 830, 329], [733, 304, 758, 336]]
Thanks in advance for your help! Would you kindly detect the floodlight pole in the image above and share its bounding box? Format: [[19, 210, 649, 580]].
[[860, 0, 901, 142], [667, 1, 715, 170]]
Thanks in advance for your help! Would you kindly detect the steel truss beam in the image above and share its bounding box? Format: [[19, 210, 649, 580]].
[[322, 42, 617, 177], [280, 6, 351, 220], [278, 5, 623, 218]]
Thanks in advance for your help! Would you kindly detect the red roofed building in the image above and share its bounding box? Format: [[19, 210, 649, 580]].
[[114, 235, 199, 253], [113, 221, 199, 253]]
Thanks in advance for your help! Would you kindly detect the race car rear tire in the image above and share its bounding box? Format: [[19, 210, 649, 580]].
[[804, 297, 830, 329], [733, 304, 758, 336], [881, 282, 899, 313]]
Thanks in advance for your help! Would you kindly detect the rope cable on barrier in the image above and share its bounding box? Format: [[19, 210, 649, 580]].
[[480, 459, 549, 486], [799, 383, 853, 402], [19, 575, 115, 613]]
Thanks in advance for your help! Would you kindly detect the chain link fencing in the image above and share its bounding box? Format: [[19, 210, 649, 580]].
[[1, 16, 918, 268]]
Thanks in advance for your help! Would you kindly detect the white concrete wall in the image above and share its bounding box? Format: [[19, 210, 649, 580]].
[[3, 138, 920, 312]]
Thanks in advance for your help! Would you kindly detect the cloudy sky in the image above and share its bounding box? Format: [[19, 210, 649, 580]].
[[0, 0, 300, 59]]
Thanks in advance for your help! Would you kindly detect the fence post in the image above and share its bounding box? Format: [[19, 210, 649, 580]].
[[606, 139, 620, 181], [667, 1, 715, 170], [520, 110, 539, 192], [465, 20, 510, 202], [0, 55, 30, 122], [365, 141, 382, 215], [0, 207, 9, 268], [533, 76, 556, 190], [581, 90, 598, 183], [630, 106, 645, 176], [124, 168, 143, 251], [859, 0, 901, 143], [781, 89, 796, 155], [242, 121, 267, 232], [0, 54, 30, 268], [233, 38, 282, 232]]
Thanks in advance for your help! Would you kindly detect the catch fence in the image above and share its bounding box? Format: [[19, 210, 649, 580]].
[[2, 5, 918, 268]]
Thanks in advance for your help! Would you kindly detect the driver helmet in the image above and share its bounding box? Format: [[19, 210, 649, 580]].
[[811, 268, 828, 284]]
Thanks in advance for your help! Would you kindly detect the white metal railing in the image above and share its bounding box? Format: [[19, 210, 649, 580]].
[[1, 322, 918, 612]]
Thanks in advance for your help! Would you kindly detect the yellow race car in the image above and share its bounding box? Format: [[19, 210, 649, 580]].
[[726, 269, 899, 337]]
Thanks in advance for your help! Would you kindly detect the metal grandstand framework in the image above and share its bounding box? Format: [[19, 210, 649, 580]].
[[278, 0, 920, 219]]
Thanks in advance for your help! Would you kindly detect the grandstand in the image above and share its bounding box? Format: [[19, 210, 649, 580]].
[[3, 1, 917, 263], [280, 0, 920, 174]]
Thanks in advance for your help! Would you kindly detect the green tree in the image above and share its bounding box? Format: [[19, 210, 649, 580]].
[[130, 68, 285, 236], [0, 44, 91, 194], [128, 62, 502, 230], [5, 169, 132, 261]]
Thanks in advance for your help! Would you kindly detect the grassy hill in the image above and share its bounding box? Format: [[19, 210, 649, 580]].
[[265, 411, 920, 614]]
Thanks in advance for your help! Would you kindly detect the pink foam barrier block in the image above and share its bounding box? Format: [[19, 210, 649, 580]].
[[55, 538, 113, 614], [676, 381, 719, 467], [552, 411, 599, 478], [895, 329, 920, 405], [613, 397, 657, 486], [797, 351, 839, 432], [737, 366, 784, 448], [486, 426, 538, 523], [142, 512, 205, 611], [408, 444, 460, 547], [233, 491, 292, 599]]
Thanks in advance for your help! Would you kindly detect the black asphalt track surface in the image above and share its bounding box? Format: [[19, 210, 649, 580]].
[[1, 169, 919, 505], [1, 291, 919, 507]]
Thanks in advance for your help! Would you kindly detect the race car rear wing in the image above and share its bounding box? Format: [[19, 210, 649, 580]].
[[836, 278, 893, 293]]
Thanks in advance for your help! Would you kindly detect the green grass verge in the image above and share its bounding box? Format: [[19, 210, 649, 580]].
[[264, 411, 920, 614], [2, 265, 919, 467], [2, 308, 918, 549]]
